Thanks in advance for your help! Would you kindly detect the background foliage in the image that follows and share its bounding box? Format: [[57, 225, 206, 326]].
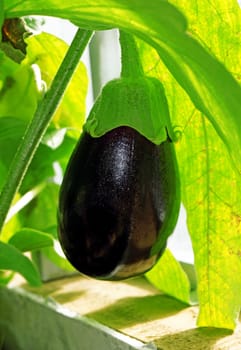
[[0, 0, 241, 330]]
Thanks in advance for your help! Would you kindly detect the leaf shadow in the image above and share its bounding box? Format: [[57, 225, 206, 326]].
[[53, 290, 86, 304], [155, 327, 232, 350], [86, 294, 188, 329], [85, 291, 233, 349], [22, 276, 86, 303]]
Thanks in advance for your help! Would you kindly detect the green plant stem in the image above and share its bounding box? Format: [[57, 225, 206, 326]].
[[0, 28, 93, 234], [119, 30, 144, 78]]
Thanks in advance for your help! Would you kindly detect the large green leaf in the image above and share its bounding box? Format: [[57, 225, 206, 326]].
[[136, 2, 241, 329], [4, 0, 241, 172], [0, 241, 41, 286], [179, 112, 241, 329], [170, 0, 241, 330], [169, 0, 241, 329]]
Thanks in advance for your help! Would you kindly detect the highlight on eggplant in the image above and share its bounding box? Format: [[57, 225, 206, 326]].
[[57, 126, 180, 280]]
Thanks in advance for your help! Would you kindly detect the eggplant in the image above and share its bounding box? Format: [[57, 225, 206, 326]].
[[58, 126, 180, 280]]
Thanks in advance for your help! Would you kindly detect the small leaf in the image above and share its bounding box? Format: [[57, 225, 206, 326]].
[[146, 249, 191, 304], [19, 183, 59, 232], [0, 63, 40, 122], [8, 228, 53, 252], [0, 241, 41, 286]]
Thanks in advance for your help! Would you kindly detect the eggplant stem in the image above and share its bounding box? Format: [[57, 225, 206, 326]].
[[119, 30, 144, 78]]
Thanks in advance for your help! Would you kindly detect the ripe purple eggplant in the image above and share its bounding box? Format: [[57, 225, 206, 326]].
[[58, 126, 180, 280]]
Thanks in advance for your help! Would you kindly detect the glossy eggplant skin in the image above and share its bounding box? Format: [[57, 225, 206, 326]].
[[58, 126, 179, 280]]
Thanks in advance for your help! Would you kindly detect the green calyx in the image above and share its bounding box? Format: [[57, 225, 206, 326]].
[[84, 30, 176, 145], [84, 75, 175, 144]]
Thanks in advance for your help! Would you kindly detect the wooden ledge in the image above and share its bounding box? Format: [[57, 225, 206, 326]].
[[2, 275, 241, 349]]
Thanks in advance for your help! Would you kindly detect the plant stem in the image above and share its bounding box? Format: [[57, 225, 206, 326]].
[[0, 28, 93, 234], [119, 30, 144, 78]]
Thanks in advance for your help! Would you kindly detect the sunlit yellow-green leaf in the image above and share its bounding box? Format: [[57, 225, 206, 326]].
[[169, 0, 241, 330], [179, 111, 241, 329], [170, 0, 241, 83], [137, 1, 241, 329]]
